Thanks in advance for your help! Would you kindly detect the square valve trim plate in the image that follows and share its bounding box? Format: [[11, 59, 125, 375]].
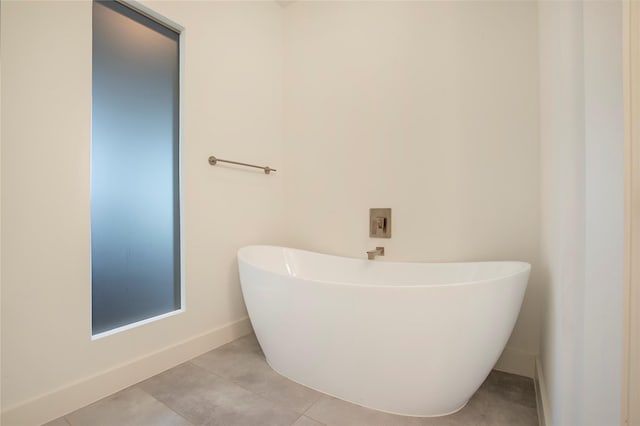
[[370, 208, 391, 238]]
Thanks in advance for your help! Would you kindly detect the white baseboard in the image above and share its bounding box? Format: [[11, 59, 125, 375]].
[[1, 317, 253, 426], [534, 356, 552, 426], [494, 346, 535, 378]]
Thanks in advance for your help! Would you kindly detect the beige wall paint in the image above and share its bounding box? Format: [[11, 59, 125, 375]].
[[283, 1, 541, 358], [625, 3, 640, 424], [538, 1, 624, 425], [3, 1, 627, 424], [1, 0, 285, 422]]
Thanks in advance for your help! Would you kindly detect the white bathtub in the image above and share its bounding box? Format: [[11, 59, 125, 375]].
[[237, 246, 530, 417]]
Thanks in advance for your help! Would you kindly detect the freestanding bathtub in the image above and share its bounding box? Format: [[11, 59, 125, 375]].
[[237, 245, 530, 417]]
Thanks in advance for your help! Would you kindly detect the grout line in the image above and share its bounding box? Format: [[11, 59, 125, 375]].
[[132, 384, 197, 426], [300, 412, 328, 426], [186, 337, 323, 420], [187, 359, 306, 416], [186, 359, 225, 379], [185, 359, 266, 399], [289, 413, 304, 425], [290, 414, 328, 426], [304, 412, 326, 425], [188, 352, 322, 417], [302, 393, 325, 415]]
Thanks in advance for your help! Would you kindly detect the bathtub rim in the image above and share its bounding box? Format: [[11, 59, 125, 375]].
[[238, 245, 531, 289]]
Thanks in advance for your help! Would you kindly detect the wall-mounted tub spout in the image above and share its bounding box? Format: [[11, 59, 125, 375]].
[[367, 247, 384, 260]]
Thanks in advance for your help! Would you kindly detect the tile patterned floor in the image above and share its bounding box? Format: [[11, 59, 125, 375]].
[[44, 334, 538, 426]]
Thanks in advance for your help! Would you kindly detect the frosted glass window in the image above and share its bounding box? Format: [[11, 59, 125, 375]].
[[91, 0, 181, 335]]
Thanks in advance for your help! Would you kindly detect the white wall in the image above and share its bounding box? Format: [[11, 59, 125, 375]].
[[582, 2, 624, 424], [538, 1, 624, 425], [538, 3, 586, 423], [284, 1, 541, 367], [0, 1, 285, 424]]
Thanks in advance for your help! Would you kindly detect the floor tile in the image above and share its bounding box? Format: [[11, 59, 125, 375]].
[[470, 387, 538, 426], [230, 333, 264, 355], [192, 338, 322, 413], [65, 386, 190, 426], [240, 367, 323, 413], [43, 334, 538, 426], [292, 416, 325, 426], [304, 370, 538, 426], [481, 370, 537, 409], [139, 362, 299, 426], [42, 417, 71, 426], [416, 373, 537, 426], [191, 336, 266, 379], [424, 389, 492, 426], [305, 395, 425, 426]]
